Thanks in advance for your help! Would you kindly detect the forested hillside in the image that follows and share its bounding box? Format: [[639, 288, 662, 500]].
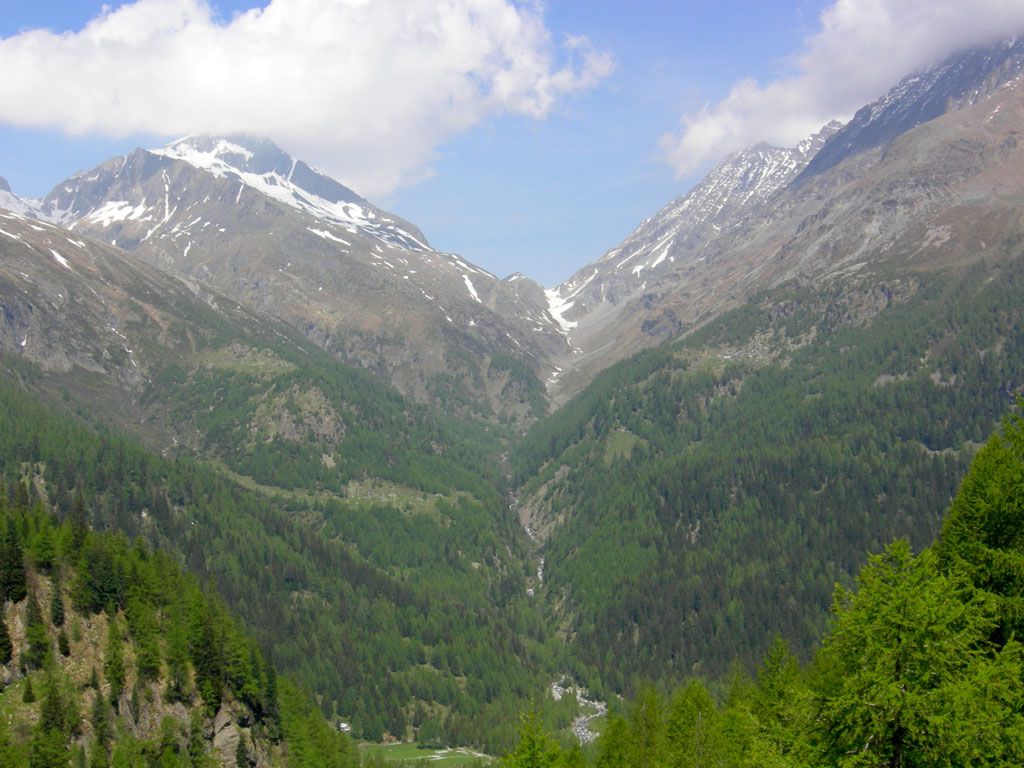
[[515, 257, 1024, 691], [0, 482, 357, 768], [501, 407, 1024, 767], [0, 358, 565, 754]]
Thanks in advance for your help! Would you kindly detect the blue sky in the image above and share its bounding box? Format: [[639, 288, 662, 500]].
[[0, 0, 947, 284]]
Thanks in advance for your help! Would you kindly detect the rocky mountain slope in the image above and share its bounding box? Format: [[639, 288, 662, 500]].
[[545, 37, 1024, 400], [33, 135, 567, 421], [799, 36, 1024, 180], [0, 206, 510, 500]]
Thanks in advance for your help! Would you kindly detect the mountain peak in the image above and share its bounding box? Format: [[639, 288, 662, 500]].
[[0, 176, 10, 193], [798, 37, 1024, 181], [145, 133, 434, 251]]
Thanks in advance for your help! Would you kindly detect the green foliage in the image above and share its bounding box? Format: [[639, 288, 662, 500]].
[[50, 572, 65, 628], [28, 729, 67, 768], [278, 681, 359, 768], [499, 711, 561, 768], [24, 591, 51, 670], [103, 619, 125, 706], [514, 263, 1024, 687], [1, 517, 27, 603], [0, 613, 12, 664], [0, 360, 557, 753], [937, 405, 1024, 638], [813, 541, 1024, 766], [0, 490, 358, 768]]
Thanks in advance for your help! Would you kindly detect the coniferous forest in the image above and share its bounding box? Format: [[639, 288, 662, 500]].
[[499, 407, 1024, 767]]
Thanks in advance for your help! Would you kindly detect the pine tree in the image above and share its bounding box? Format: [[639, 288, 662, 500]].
[[0, 615, 12, 665], [235, 732, 248, 768], [188, 709, 208, 768], [500, 710, 560, 768], [23, 676, 36, 703], [24, 591, 51, 670], [0, 518, 27, 603], [191, 607, 223, 714], [165, 613, 191, 703], [91, 694, 111, 753], [28, 729, 67, 768], [57, 630, 70, 657], [50, 573, 65, 628], [39, 673, 66, 734], [103, 619, 125, 706], [69, 490, 88, 553]]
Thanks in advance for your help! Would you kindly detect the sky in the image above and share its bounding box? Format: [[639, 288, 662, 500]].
[[1, 0, 1023, 285]]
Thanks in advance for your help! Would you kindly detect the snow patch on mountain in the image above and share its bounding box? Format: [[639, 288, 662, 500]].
[[545, 287, 578, 333], [151, 136, 430, 252]]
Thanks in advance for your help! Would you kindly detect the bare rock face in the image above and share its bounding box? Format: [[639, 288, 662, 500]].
[[213, 705, 242, 766]]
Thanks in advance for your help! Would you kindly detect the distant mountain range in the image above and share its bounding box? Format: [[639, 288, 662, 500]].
[[7, 37, 1024, 416]]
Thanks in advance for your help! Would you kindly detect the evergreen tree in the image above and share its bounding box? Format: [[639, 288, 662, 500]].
[[235, 732, 248, 768], [69, 490, 89, 553], [28, 729, 67, 768], [103, 618, 125, 706], [39, 672, 67, 734], [626, 685, 665, 768], [125, 594, 160, 683], [33, 525, 55, 574], [23, 676, 36, 703], [0, 614, 12, 664], [595, 715, 630, 768], [91, 693, 111, 754], [187, 710, 208, 768], [500, 710, 561, 768], [57, 629, 70, 657], [0, 517, 27, 603], [937, 406, 1024, 640], [50, 572, 65, 627], [165, 613, 192, 703], [191, 606, 223, 714], [24, 591, 51, 670], [814, 541, 1024, 767]]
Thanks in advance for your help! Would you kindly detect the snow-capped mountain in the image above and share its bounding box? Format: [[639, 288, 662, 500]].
[[37, 135, 568, 420], [546, 37, 1024, 401], [0, 176, 43, 219], [540, 121, 841, 393], [800, 37, 1024, 181]]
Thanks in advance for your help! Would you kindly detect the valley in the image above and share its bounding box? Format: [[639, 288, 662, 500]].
[[1, 24, 1024, 768]]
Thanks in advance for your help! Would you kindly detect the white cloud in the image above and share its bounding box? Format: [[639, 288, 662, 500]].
[[662, 0, 1024, 176], [0, 0, 613, 197]]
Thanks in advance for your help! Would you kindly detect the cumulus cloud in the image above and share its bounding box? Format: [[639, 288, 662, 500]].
[[662, 0, 1024, 176], [0, 0, 613, 197]]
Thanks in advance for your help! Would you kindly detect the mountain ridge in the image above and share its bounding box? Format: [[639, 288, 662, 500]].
[[25, 134, 570, 421]]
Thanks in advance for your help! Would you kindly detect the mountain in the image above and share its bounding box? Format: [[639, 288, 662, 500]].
[[0, 176, 41, 218], [543, 120, 842, 400], [511, 39, 1024, 686], [0, 208, 571, 752], [798, 36, 1024, 181], [547, 37, 1024, 400], [36, 135, 568, 421]]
